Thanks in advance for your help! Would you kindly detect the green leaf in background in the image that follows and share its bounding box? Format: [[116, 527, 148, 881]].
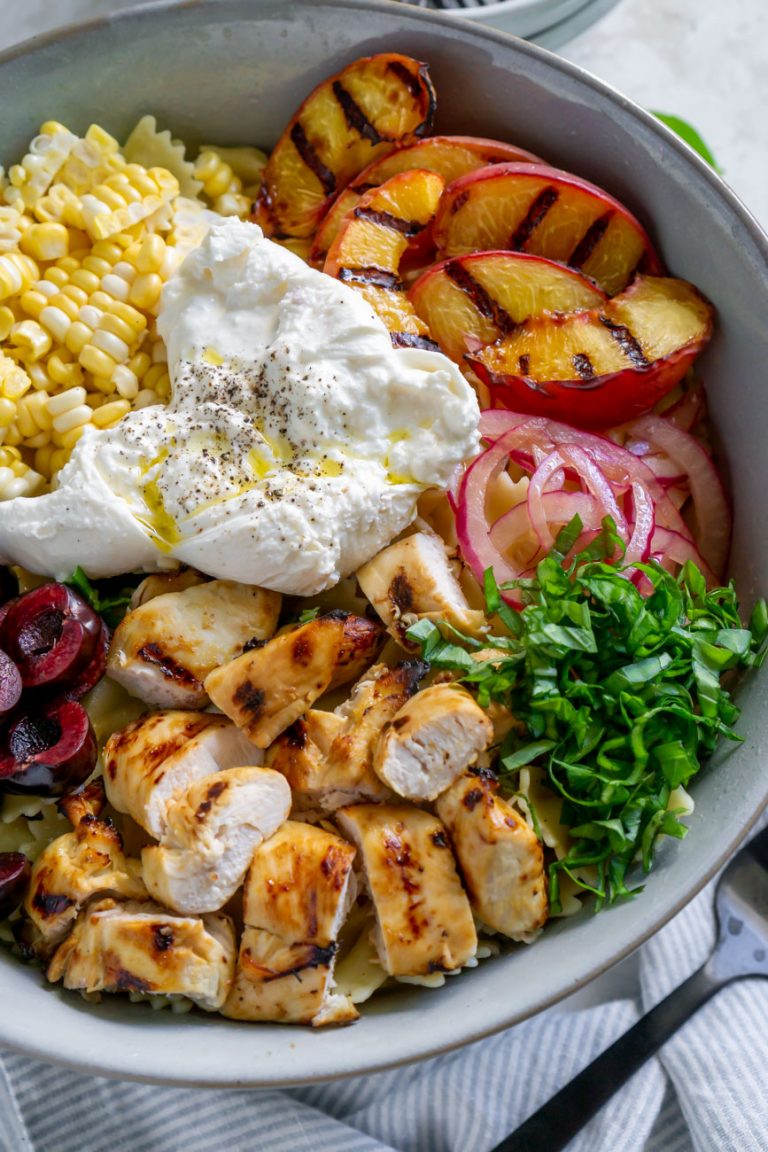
[[652, 112, 722, 172]]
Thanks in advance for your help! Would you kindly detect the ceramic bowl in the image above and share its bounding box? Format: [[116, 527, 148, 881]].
[[0, 0, 766, 1087]]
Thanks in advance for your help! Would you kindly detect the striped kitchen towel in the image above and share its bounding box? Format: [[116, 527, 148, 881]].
[[1, 851, 765, 1152]]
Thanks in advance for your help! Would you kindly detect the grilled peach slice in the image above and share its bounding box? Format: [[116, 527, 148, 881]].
[[467, 275, 713, 428], [324, 168, 444, 347], [254, 53, 435, 238], [310, 135, 540, 267], [434, 163, 662, 296], [409, 252, 606, 363]]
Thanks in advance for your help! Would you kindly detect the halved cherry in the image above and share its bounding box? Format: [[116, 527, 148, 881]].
[[254, 53, 436, 239], [310, 135, 541, 268], [0, 650, 22, 716], [467, 275, 713, 428], [0, 698, 97, 796], [324, 168, 444, 346], [1, 584, 102, 691], [409, 251, 607, 363], [63, 620, 109, 701], [434, 162, 663, 296], [0, 852, 31, 918]]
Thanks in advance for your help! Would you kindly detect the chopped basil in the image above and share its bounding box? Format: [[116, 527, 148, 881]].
[[407, 518, 766, 910]]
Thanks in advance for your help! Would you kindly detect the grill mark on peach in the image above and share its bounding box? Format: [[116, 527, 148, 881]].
[[338, 266, 403, 291], [136, 643, 200, 688], [289, 122, 336, 195], [449, 190, 470, 216], [599, 316, 650, 367], [285, 720, 307, 749], [390, 332, 440, 351], [151, 923, 174, 953], [568, 210, 613, 269], [462, 787, 485, 811], [509, 187, 559, 250], [353, 205, 424, 236], [113, 968, 153, 993], [332, 80, 386, 145], [32, 886, 73, 918], [572, 352, 597, 380], [445, 260, 516, 334], [291, 632, 314, 666]]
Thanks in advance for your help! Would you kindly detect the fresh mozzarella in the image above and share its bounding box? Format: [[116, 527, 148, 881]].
[[0, 219, 480, 593]]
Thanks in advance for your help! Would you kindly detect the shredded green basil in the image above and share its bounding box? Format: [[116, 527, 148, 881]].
[[407, 517, 766, 911], [65, 566, 137, 630]]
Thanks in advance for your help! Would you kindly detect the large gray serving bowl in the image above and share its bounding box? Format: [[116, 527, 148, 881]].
[[0, 0, 766, 1088]]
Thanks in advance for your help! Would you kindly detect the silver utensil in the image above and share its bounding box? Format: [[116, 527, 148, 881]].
[[492, 823, 768, 1152]]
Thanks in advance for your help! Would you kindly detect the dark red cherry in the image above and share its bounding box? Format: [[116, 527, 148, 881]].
[[1, 584, 102, 691], [0, 698, 97, 796], [0, 852, 30, 918]]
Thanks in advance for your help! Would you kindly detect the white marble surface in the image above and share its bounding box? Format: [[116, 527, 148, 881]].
[[0, 0, 763, 1084]]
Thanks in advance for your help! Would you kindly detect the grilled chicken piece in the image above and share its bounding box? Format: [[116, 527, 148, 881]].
[[129, 567, 208, 609], [104, 711, 263, 838], [47, 898, 235, 1011], [204, 611, 384, 749], [222, 928, 358, 1027], [374, 684, 493, 802], [357, 532, 486, 648], [336, 804, 477, 977], [108, 581, 282, 709], [265, 710, 344, 811], [142, 767, 291, 915], [222, 821, 358, 1026], [437, 772, 548, 942], [24, 816, 146, 957], [243, 820, 356, 944]]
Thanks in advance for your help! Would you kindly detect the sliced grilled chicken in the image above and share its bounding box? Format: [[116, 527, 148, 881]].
[[204, 611, 384, 749], [108, 581, 282, 709], [142, 767, 291, 915], [47, 898, 235, 1011], [129, 567, 208, 609], [222, 927, 358, 1027], [222, 821, 358, 1026], [436, 771, 548, 942], [104, 710, 263, 838], [24, 809, 146, 956], [336, 804, 477, 976], [357, 532, 486, 648], [265, 710, 345, 812], [374, 684, 493, 802], [243, 821, 356, 944]]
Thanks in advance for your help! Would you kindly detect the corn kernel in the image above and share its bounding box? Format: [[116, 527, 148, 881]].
[[20, 222, 70, 262], [61, 283, 88, 307], [39, 305, 71, 343], [43, 266, 69, 288], [56, 256, 81, 276], [92, 329, 130, 362], [3, 425, 21, 446], [133, 388, 159, 409], [26, 362, 53, 392], [52, 404, 91, 435], [129, 351, 151, 379], [0, 359, 31, 400], [79, 344, 116, 378], [0, 306, 15, 340], [113, 365, 139, 399], [100, 312, 136, 345], [107, 300, 146, 334], [70, 267, 100, 295], [100, 272, 130, 301], [79, 304, 103, 328], [88, 374, 116, 396], [82, 255, 112, 278], [24, 430, 50, 449], [136, 233, 165, 273], [47, 386, 87, 417], [56, 423, 88, 450], [48, 350, 84, 388], [10, 320, 52, 361], [19, 290, 47, 319], [92, 399, 131, 428], [129, 272, 162, 311], [0, 253, 39, 301], [0, 398, 16, 427]]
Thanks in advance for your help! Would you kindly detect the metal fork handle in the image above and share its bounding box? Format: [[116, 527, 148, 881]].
[[490, 963, 722, 1152]]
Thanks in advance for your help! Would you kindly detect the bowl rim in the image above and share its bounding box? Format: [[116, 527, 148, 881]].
[[0, 0, 767, 1088]]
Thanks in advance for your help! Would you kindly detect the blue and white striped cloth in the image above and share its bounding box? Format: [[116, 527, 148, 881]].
[[0, 853, 765, 1152]]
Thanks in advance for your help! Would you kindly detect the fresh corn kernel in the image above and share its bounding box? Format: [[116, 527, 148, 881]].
[[0, 253, 39, 301], [43, 266, 69, 288], [55, 423, 88, 451], [20, 222, 70, 261], [100, 312, 137, 345], [52, 404, 92, 435], [47, 386, 87, 417], [20, 289, 48, 319], [0, 398, 16, 427], [89, 374, 116, 396], [0, 306, 16, 340], [136, 233, 165, 273], [133, 388, 159, 409], [64, 321, 93, 355], [0, 355, 31, 400], [10, 319, 52, 361], [91, 399, 131, 428], [113, 365, 139, 399], [79, 344, 117, 378], [47, 350, 84, 388], [129, 272, 162, 311], [92, 329, 131, 362]]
